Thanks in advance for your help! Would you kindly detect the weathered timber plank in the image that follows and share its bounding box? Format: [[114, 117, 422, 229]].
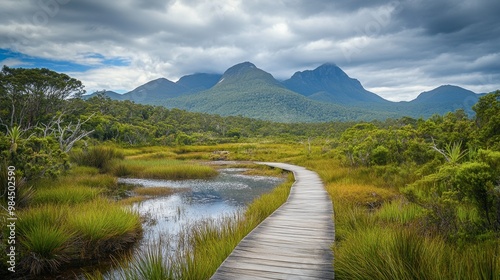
[[211, 162, 335, 280]]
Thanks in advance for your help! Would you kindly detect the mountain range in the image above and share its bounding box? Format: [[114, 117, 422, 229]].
[[85, 62, 487, 122]]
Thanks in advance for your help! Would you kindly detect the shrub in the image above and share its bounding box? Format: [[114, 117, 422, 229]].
[[70, 146, 124, 171]]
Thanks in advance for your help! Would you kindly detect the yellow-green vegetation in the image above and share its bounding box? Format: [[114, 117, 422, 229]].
[[111, 158, 218, 179], [242, 164, 287, 177], [2, 73, 500, 280], [14, 200, 141, 275], [66, 198, 141, 245], [179, 175, 294, 279], [132, 186, 181, 197], [70, 145, 124, 171], [32, 185, 103, 205], [104, 173, 295, 279]]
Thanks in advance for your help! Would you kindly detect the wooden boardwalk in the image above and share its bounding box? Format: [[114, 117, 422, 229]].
[[211, 162, 335, 280]]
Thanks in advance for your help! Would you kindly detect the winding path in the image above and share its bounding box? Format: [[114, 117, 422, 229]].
[[211, 162, 335, 279]]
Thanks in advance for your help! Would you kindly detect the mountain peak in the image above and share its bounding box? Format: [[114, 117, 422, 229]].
[[412, 85, 476, 104], [314, 63, 349, 79], [223, 61, 257, 75], [217, 61, 281, 87], [282, 63, 387, 104], [176, 73, 221, 93]]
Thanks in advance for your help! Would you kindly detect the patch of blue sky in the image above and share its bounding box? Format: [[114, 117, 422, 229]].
[[0, 48, 129, 73]]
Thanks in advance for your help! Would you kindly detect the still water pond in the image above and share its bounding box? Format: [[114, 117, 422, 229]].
[[119, 167, 284, 251]]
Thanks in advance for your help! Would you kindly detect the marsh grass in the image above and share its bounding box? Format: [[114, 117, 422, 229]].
[[326, 181, 397, 209], [118, 245, 173, 280], [107, 170, 294, 279], [111, 159, 218, 180], [32, 185, 103, 205], [175, 151, 211, 160], [132, 186, 183, 197], [174, 215, 250, 280], [375, 198, 425, 224], [242, 164, 286, 177], [16, 205, 73, 274], [19, 223, 75, 274], [117, 196, 148, 205], [316, 158, 500, 279], [126, 151, 176, 160], [332, 198, 376, 242], [71, 146, 124, 171], [67, 198, 142, 246], [14, 197, 141, 275], [334, 228, 435, 279], [245, 173, 294, 221], [335, 227, 500, 280]]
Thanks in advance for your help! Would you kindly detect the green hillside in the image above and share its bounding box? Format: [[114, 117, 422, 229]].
[[165, 62, 398, 122]]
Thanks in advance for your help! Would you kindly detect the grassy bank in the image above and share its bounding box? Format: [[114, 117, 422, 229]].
[[8, 140, 499, 279], [11, 198, 142, 276], [1, 145, 221, 278], [110, 158, 217, 180], [94, 172, 295, 279], [304, 158, 500, 279]]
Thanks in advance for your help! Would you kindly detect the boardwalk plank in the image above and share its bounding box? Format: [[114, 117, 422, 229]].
[[211, 162, 335, 280]]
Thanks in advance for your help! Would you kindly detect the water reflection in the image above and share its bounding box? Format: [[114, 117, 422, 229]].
[[119, 168, 284, 248]]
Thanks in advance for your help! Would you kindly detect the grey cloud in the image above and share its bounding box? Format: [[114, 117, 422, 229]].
[[0, 0, 499, 101]]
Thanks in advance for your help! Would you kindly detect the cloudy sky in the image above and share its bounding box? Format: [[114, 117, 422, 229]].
[[1, 0, 499, 101]]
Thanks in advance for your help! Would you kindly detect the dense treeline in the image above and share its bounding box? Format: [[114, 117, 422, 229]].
[[74, 93, 356, 145], [335, 92, 500, 239], [0, 66, 351, 180]]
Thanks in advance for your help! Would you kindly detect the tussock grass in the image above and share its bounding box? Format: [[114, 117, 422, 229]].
[[335, 228, 435, 279], [111, 159, 218, 180], [17, 204, 68, 229], [173, 145, 217, 155], [16, 205, 73, 274], [326, 181, 397, 208], [14, 197, 142, 275], [32, 185, 103, 205], [109, 169, 294, 279], [67, 198, 141, 244], [375, 198, 425, 224], [335, 227, 500, 280], [139, 165, 216, 180], [118, 245, 173, 280], [68, 165, 100, 176], [19, 223, 74, 275], [126, 151, 176, 160], [38, 171, 117, 190], [332, 198, 376, 242], [245, 173, 294, 221], [133, 186, 181, 197], [174, 173, 294, 278], [242, 164, 286, 177], [70, 146, 124, 170], [117, 196, 148, 205], [175, 151, 211, 160]]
